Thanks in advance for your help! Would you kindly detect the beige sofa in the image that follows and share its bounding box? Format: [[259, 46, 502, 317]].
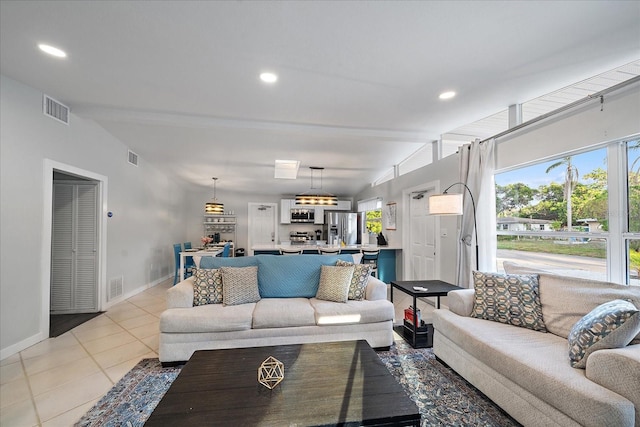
[[433, 262, 640, 427], [159, 254, 394, 363]]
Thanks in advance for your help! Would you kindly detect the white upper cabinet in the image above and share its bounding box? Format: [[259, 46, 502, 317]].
[[336, 200, 351, 211], [281, 199, 292, 224]]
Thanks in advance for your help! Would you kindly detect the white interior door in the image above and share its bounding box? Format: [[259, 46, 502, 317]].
[[408, 190, 437, 280], [248, 203, 277, 255]]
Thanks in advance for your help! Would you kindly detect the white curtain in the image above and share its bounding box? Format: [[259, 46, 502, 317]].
[[456, 138, 496, 287]]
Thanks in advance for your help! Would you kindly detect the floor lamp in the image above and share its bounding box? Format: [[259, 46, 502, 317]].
[[428, 183, 479, 270]]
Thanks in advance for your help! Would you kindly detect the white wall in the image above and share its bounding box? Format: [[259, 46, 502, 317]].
[[497, 81, 640, 171], [184, 189, 284, 251], [355, 154, 461, 284], [0, 75, 189, 358]]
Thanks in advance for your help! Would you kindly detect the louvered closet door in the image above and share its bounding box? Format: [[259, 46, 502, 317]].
[[51, 182, 98, 313]]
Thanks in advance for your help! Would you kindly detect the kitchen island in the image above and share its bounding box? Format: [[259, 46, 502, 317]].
[[251, 244, 401, 283]]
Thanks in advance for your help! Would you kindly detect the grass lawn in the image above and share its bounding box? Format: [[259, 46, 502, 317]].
[[497, 238, 607, 259]]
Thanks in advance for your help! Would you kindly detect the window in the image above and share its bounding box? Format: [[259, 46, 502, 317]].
[[495, 141, 640, 284], [626, 140, 640, 285], [357, 199, 383, 236]]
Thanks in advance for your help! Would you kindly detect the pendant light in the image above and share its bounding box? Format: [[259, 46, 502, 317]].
[[295, 167, 338, 206], [205, 177, 225, 214]]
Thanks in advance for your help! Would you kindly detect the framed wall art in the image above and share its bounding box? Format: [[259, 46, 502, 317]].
[[384, 202, 397, 230]]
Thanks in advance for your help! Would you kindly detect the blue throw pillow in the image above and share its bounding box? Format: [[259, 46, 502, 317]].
[[257, 254, 353, 298], [199, 255, 259, 269]]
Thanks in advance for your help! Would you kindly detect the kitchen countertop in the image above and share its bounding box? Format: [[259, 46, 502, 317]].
[[252, 244, 402, 251]]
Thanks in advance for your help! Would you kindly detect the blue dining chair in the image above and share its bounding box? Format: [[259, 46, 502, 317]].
[[221, 242, 231, 257], [173, 243, 195, 285], [183, 242, 195, 270]]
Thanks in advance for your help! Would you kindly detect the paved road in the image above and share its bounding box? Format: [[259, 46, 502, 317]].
[[497, 249, 607, 279]]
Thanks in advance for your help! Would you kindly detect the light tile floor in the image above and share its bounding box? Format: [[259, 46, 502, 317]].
[[0, 278, 171, 427], [0, 278, 437, 427]]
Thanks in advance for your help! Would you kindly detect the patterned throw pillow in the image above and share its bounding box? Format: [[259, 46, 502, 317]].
[[471, 271, 547, 332], [220, 266, 261, 306], [568, 299, 640, 369], [193, 268, 223, 306], [315, 265, 355, 303], [336, 260, 372, 301]]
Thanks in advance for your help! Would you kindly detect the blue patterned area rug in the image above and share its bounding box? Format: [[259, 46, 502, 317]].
[[377, 340, 521, 426], [76, 341, 520, 427]]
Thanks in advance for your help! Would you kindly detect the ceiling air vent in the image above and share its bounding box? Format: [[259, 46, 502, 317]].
[[128, 150, 139, 167], [42, 94, 69, 125]]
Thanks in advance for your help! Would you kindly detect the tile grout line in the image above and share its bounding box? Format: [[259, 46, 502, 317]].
[[19, 351, 42, 427]]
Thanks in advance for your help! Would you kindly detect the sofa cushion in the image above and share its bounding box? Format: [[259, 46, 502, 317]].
[[256, 254, 354, 298], [252, 298, 316, 329], [433, 309, 635, 427], [504, 261, 640, 341], [199, 255, 259, 269], [336, 259, 372, 300], [315, 265, 354, 303], [192, 268, 223, 305], [160, 303, 255, 333], [568, 299, 640, 368], [221, 266, 261, 306], [471, 271, 546, 332], [310, 298, 394, 325]]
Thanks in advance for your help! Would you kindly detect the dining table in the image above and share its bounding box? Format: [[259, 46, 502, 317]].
[[179, 248, 222, 279]]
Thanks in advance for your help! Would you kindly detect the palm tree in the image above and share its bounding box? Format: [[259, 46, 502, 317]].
[[546, 156, 579, 232]]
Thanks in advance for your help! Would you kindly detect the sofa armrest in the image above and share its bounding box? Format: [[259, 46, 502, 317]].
[[586, 344, 640, 420], [166, 277, 195, 308], [365, 276, 388, 301], [447, 289, 475, 317]]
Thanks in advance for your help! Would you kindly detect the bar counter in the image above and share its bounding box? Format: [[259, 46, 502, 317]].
[[251, 244, 401, 282]]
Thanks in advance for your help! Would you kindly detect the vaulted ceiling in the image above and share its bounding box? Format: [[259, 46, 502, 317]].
[[1, 1, 639, 197]]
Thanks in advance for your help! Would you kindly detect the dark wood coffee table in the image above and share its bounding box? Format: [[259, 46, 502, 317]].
[[146, 340, 420, 426]]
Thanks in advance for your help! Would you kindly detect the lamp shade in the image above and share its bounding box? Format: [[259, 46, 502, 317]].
[[205, 201, 224, 214], [428, 193, 463, 215], [295, 193, 338, 206]]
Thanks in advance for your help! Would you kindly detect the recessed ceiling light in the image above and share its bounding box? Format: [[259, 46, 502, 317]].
[[439, 91, 456, 100], [38, 44, 67, 58], [260, 72, 278, 83]]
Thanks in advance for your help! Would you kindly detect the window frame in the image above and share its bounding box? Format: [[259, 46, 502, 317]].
[[494, 134, 639, 285]]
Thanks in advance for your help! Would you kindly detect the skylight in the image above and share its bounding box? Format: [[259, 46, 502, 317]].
[[274, 160, 300, 179]]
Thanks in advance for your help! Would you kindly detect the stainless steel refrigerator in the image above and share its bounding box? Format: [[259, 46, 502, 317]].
[[325, 212, 365, 245]]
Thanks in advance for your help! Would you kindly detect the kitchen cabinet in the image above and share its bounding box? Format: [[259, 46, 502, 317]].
[[314, 206, 324, 224], [337, 200, 351, 211], [281, 199, 351, 224], [280, 199, 292, 224]]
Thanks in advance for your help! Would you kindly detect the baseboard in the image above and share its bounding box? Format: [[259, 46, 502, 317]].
[[1, 274, 172, 362], [0, 330, 45, 361], [103, 274, 171, 310]]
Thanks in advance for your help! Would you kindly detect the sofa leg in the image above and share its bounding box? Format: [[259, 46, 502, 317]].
[[161, 361, 187, 368], [373, 346, 391, 351], [434, 355, 450, 368]]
